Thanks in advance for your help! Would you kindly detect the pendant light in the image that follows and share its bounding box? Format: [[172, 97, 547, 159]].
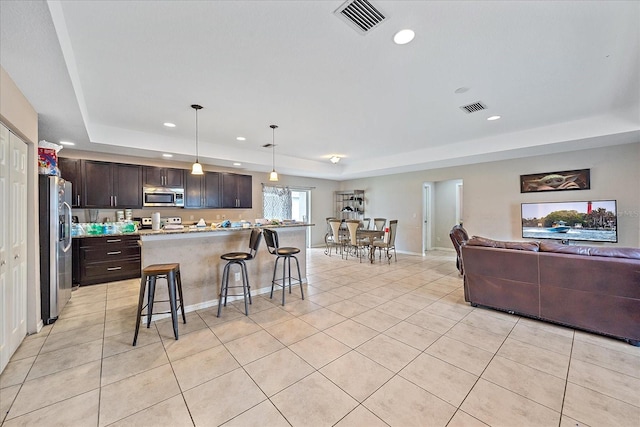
[[191, 104, 204, 175], [269, 124, 279, 182]]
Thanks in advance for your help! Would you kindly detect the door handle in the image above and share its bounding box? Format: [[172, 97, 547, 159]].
[[0, 260, 5, 266], [14, 254, 19, 260]]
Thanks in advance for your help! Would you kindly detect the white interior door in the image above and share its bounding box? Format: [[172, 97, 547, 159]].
[[0, 124, 9, 372], [422, 182, 433, 253], [0, 124, 28, 373]]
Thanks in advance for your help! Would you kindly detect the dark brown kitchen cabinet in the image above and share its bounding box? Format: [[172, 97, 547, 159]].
[[185, 171, 221, 208], [221, 173, 252, 208], [58, 157, 83, 207], [143, 166, 184, 188], [72, 235, 141, 286], [82, 160, 142, 208]]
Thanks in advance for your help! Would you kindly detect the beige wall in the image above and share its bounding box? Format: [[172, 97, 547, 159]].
[[343, 142, 640, 253], [0, 66, 41, 333]]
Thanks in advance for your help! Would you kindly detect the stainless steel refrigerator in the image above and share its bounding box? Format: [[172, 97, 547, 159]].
[[39, 175, 73, 324]]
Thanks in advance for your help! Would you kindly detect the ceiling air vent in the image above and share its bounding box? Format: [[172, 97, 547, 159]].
[[262, 144, 274, 148], [334, 0, 386, 35], [460, 102, 487, 114]]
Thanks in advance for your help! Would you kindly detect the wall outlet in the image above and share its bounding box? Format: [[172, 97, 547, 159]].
[[216, 214, 220, 220], [189, 215, 194, 220], [234, 272, 241, 281], [222, 214, 226, 220]]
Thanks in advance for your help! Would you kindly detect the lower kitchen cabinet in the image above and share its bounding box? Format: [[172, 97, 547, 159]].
[[73, 235, 141, 286]]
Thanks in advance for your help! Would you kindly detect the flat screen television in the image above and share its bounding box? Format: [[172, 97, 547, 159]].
[[521, 200, 617, 243]]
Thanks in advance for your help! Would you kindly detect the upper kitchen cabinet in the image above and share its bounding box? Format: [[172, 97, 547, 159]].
[[82, 160, 142, 208], [58, 157, 83, 207], [143, 166, 184, 188], [184, 171, 221, 209], [221, 173, 252, 208]]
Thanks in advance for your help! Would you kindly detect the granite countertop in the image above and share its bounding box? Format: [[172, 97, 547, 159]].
[[73, 222, 313, 238]]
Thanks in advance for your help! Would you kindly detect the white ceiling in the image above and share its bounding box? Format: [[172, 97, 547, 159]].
[[2, 0, 639, 180]]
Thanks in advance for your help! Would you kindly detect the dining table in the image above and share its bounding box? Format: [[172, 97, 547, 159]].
[[356, 229, 385, 263]]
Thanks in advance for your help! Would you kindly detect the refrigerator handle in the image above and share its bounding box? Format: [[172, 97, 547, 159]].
[[62, 201, 73, 252]]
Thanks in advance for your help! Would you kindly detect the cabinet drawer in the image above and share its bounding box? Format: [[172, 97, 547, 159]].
[[82, 246, 141, 262], [81, 258, 141, 284], [79, 235, 140, 248]]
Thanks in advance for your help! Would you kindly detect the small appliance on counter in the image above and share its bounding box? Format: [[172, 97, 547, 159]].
[[162, 216, 183, 230], [136, 217, 154, 229]]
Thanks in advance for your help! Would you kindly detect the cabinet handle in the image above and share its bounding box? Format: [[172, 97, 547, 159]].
[[106, 239, 122, 243], [114, 196, 117, 206], [107, 266, 122, 271], [77, 195, 80, 206], [107, 251, 122, 255]]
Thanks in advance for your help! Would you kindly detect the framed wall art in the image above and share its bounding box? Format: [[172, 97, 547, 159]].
[[520, 169, 590, 193]]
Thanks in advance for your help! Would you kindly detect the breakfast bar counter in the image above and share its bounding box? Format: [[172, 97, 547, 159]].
[[138, 224, 311, 314]]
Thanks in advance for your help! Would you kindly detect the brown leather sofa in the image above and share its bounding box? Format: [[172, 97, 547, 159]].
[[461, 236, 640, 346]]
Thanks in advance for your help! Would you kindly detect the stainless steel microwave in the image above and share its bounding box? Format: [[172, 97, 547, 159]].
[[143, 187, 185, 207]]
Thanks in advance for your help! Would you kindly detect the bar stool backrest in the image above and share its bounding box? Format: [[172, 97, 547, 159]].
[[263, 228, 279, 254], [247, 228, 263, 259]]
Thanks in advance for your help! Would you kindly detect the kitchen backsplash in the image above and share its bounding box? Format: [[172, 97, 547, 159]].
[[72, 207, 258, 225]]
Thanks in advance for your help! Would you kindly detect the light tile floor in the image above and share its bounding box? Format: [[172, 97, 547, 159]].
[[1, 248, 639, 426]]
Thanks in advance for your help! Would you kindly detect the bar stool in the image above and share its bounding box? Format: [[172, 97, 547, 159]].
[[263, 228, 303, 306], [217, 228, 262, 317], [133, 263, 185, 346]]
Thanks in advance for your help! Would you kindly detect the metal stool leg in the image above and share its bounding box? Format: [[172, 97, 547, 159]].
[[218, 263, 231, 317], [147, 275, 157, 328], [176, 270, 186, 324], [293, 255, 304, 300], [270, 257, 280, 299], [133, 273, 148, 346], [167, 271, 179, 341]]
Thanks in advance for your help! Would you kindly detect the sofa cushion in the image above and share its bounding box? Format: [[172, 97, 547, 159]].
[[539, 241, 591, 255], [589, 247, 640, 260], [503, 241, 540, 252], [466, 236, 499, 247], [467, 236, 539, 251]]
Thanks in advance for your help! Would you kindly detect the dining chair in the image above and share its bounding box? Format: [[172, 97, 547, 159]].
[[361, 217, 371, 230], [344, 219, 368, 262], [324, 217, 338, 255], [327, 218, 344, 256], [372, 219, 398, 264], [373, 218, 386, 230]]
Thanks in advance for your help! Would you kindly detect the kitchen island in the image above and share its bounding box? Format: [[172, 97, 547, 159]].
[[138, 224, 311, 314]]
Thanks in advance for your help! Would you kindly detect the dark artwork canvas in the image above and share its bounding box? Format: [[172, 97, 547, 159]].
[[520, 169, 590, 193]]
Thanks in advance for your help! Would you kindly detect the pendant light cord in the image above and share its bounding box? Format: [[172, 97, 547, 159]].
[[191, 104, 203, 163], [270, 124, 278, 171]]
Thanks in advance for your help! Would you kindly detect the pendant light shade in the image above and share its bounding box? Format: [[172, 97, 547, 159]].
[[269, 124, 279, 182], [191, 104, 204, 175]]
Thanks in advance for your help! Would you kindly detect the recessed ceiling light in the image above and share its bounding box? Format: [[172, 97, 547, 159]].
[[162, 153, 173, 158], [393, 29, 415, 45], [329, 156, 341, 164], [236, 137, 246, 141], [487, 115, 501, 121], [233, 162, 242, 166], [454, 87, 469, 94], [59, 141, 75, 146], [164, 122, 176, 128]]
